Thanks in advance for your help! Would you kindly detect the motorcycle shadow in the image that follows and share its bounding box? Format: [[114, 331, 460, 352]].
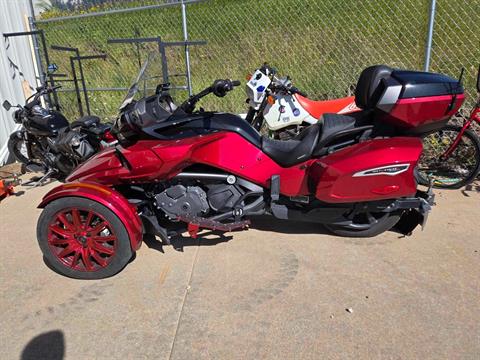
[[249, 215, 330, 235], [144, 216, 330, 253], [143, 215, 401, 253], [21, 174, 57, 188], [251, 216, 402, 246], [144, 231, 234, 253]]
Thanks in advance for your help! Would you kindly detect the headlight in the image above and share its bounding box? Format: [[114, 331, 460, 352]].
[[13, 109, 22, 124]]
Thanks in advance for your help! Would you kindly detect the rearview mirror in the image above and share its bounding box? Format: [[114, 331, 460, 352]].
[[2, 100, 12, 111], [476, 64, 480, 93], [47, 63, 58, 74]]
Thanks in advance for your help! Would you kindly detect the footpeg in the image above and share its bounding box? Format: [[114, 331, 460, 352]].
[[177, 215, 250, 238]]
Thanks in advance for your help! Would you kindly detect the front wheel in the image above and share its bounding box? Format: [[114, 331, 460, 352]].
[[418, 125, 480, 189], [37, 197, 133, 279], [7, 132, 30, 164]]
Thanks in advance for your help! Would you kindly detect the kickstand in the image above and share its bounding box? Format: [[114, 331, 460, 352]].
[[23, 169, 55, 188], [427, 177, 435, 196]]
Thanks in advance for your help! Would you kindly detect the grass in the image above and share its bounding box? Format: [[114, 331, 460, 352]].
[[37, 0, 480, 121]]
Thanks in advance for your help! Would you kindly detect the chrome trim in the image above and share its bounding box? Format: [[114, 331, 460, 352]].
[[353, 163, 410, 177]]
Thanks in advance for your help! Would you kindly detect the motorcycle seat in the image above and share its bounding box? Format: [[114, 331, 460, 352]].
[[318, 113, 358, 141], [262, 124, 320, 167], [295, 94, 358, 119], [70, 115, 101, 129], [312, 112, 374, 156]]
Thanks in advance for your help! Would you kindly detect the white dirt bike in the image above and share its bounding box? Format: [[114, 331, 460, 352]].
[[244, 64, 360, 139]]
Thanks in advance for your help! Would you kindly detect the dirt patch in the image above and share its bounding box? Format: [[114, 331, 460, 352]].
[[0, 162, 24, 179]]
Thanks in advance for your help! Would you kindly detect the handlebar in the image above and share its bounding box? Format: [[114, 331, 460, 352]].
[[25, 85, 62, 109], [180, 79, 240, 113], [270, 81, 308, 98], [290, 86, 308, 97], [212, 79, 240, 97], [258, 64, 307, 98]]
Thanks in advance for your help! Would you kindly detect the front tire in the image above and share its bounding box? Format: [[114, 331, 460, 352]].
[[8, 132, 30, 165], [37, 197, 133, 279]]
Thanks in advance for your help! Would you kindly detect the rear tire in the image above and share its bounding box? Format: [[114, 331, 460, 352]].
[[324, 212, 400, 238], [37, 197, 133, 279], [418, 125, 480, 189]]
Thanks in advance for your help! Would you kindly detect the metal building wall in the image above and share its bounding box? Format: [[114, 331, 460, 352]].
[[0, 0, 38, 165]]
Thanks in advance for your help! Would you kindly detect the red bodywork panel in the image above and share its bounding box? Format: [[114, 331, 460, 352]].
[[294, 94, 360, 118], [68, 132, 312, 196], [385, 94, 465, 128], [310, 137, 422, 203], [41, 131, 424, 249], [66, 132, 421, 204], [38, 182, 143, 251]]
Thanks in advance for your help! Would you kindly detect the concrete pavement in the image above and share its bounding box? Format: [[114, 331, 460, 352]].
[[0, 179, 479, 359]]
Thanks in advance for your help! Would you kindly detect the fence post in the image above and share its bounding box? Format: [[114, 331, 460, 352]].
[[27, 0, 47, 88], [424, 0, 436, 71], [27, 0, 35, 20], [27, 0, 43, 80], [181, 0, 193, 96]]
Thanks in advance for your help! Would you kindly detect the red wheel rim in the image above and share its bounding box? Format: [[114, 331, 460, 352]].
[[47, 207, 118, 272]]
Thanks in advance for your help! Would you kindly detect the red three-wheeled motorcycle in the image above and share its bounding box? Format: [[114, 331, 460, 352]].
[[36, 57, 463, 278]]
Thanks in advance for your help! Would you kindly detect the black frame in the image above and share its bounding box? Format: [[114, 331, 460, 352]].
[[51, 45, 107, 116], [107, 36, 206, 92], [3, 29, 60, 110], [477, 64, 480, 93]]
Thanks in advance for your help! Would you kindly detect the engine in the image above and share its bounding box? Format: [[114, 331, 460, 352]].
[[154, 183, 245, 220], [38, 129, 96, 176], [155, 185, 210, 219], [206, 184, 243, 212], [48, 129, 95, 161]]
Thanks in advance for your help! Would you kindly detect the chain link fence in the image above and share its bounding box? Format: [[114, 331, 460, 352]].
[[429, 0, 480, 129], [32, 0, 480, 124]]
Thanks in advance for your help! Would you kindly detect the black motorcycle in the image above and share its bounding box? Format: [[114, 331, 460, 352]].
[[2, 85, 116, 183]]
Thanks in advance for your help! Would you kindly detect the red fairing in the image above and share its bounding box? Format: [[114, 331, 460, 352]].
[[38, 182, 143, 250], [67, 132, 312, 196], [294, 94, 360, 118], [65, 133, 424, 203], [386, 94, 465, 128], [310, 137, 422, 203], [66, 147, 124, 183]]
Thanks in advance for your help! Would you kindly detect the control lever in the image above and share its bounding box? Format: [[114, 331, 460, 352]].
[[290, 86, 308, 98], [212, 79, 240, 97], [180, 79, 240, 113]]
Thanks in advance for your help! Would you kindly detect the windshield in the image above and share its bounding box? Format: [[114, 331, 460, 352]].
[[119, 52, 164, 111]]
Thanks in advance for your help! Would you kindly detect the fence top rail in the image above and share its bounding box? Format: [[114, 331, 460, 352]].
[[108, 37, 207, 47], [34, 0, 207, 24]]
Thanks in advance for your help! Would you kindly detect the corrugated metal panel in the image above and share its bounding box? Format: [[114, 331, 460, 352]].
[[0, 0, 38, 165]]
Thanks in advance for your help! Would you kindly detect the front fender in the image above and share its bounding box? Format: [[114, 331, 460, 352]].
[[38, 182, 143, 251], [9, 129, 24, 141]]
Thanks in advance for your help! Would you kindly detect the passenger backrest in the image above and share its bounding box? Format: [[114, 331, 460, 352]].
[[355, 65, 393, 109]]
